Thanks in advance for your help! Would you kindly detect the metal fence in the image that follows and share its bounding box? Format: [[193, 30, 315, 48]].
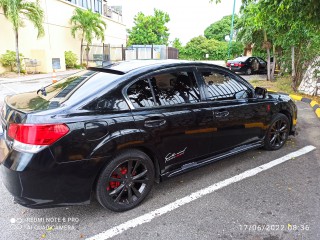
[[81, 44, 179, 66], [24, 58, 41, 74]]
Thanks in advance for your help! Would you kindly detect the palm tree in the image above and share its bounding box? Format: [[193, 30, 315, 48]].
[[70, 8, 106, 67], [0, 0, 44, 74]]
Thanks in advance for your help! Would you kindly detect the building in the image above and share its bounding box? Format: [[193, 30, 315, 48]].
[[0, 0, 126, 73]]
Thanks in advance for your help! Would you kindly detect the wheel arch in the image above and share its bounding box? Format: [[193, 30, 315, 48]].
[[91, 145, 161, 195], [278, 109, 293, 131]]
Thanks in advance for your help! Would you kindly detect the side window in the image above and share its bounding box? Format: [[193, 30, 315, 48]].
[[257, 58, 265, 64], [84, 90, 129, 111], [127, 71, 200, 108], [200, 71, 251, 100], [127, 79, 155, 108], [150, 71, 200, 106]]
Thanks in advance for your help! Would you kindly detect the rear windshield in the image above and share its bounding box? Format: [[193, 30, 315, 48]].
[[5, 70, 121, 112], [233, 57, 249, 62]]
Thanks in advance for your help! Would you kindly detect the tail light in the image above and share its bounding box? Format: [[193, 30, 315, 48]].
[[8, 123, 69, 153], [234, 62, 245, 67], [226, 62, 231, 67]]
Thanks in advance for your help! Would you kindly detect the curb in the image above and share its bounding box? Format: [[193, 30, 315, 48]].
[[289, 94, 320, 119]]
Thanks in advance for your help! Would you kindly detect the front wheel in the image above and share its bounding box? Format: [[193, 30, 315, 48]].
[[264, 113, 290, 151], [96, 149, 155, 212]]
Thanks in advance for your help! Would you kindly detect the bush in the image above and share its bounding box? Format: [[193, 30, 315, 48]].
[[74, 64, 83, 69], [64, 51, 78, 68], [0, 50, 23, 72], [178, 36, 244, 61]]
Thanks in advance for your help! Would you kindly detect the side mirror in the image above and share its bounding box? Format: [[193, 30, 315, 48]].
[[255, 87, 267, 99]]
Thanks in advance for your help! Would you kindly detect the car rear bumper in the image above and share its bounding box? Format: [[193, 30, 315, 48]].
[[229, 66, 245, 72], [0, 140, 108, 208]]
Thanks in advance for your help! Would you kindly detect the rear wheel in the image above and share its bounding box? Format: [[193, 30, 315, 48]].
[[264, 113, 290, 150], [245, 68, 252, 75], [96, 149, 155, 212]]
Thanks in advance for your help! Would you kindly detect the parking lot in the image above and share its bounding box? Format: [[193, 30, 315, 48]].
[[0, 77, 319, 240]]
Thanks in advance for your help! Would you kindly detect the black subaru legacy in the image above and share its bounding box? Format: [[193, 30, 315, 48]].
[[0, 60, 297, 212]]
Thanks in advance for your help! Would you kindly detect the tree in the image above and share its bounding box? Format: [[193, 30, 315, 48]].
[[127, 9, 170, 46], [172, 38, 183, 50], [180, 36, 243, 60], [70, 8, 106, 67], [234, 0, 320, 89], [0, 0, 44, 74], [204, 15, 239, 41], [240, 0, 320, 26]]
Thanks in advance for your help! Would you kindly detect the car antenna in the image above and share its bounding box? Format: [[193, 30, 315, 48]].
[[37, 87, 47, 96]]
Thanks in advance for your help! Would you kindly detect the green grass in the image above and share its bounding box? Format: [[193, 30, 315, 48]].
[[249, 76, 320, 103]]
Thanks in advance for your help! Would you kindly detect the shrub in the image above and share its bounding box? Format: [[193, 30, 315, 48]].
[[74, 64, 83, 69], [64, 51, 78, 68], [0, 50, 23, 72], [178, 36, 244, 61]]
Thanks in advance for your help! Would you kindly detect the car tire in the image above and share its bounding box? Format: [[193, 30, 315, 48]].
[[264, 113, 290, 151], [245, 68, 252, 75], [96, 149, 155, 212]]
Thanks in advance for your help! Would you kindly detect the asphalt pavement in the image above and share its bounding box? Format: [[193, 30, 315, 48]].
[[0, 76, 319, 240]]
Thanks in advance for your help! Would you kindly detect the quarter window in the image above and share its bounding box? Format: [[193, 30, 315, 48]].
[[84, 91, 129, 111], [200, 71, 250, 100]]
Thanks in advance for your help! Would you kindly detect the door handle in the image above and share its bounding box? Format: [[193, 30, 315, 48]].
[[215, 110, 229, 118], [144, 119, 166, 128]]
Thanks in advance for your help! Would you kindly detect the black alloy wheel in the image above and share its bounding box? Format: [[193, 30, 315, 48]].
[[264, 113, 290, 150], [96, 149, 154, 211]]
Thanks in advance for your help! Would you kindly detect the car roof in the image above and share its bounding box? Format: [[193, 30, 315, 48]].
[[233, 56, 250, 61], [88, 59, 206, 75]]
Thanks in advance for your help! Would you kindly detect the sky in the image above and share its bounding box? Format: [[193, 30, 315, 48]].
[[108, 0, 242, 45]]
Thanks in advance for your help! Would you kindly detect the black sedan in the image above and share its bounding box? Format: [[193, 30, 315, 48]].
[[0, 60, 297, 212], [227, 56, 267, 75]]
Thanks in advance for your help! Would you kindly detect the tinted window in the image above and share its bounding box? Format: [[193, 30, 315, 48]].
[[38, 70, 120, 102], [257, 57, 266, 64], [84, 90, 129, 111], [127, 71, 200, 108], [150, 71, 200, 106], [234, 57, 249, 62], [9, 71, 122, 112], [127, 79, 156, 108], [200, 71, 250, 100]]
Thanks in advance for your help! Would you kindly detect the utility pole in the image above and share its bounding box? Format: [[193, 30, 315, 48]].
[[227, 0, 236, 59]]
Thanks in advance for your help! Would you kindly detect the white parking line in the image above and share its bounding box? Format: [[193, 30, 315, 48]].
[[86, 145, 316, 240]]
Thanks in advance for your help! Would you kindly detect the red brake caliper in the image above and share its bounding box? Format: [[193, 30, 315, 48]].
[[107, 167, 127, 191]]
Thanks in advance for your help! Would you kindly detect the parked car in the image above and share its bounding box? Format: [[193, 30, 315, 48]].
[[227, 56, 267, 75], [0, 60, 297, 212]]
